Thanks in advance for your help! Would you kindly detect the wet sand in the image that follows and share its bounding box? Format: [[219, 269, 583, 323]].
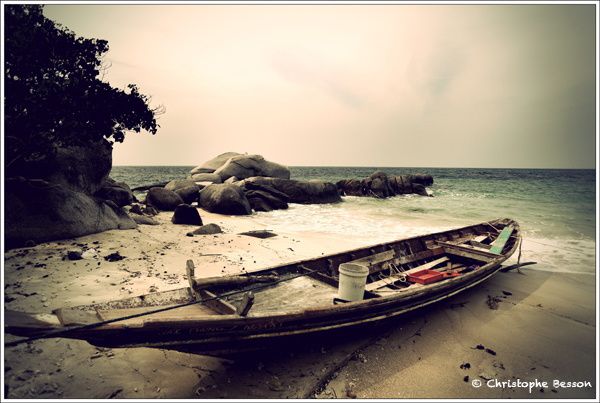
[[3, 211, 597, 399]]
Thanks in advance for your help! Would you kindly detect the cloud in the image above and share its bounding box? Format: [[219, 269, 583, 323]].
[[270, 49, 364, 109], [404, 39, 466, 115]]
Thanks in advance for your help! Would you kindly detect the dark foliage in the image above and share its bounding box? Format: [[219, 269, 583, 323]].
[[4, 5, 162, 175]]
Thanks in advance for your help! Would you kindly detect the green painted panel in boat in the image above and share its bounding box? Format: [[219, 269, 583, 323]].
[[490, 225, 514, 254]]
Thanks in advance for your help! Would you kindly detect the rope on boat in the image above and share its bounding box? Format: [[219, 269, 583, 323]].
[[5, 267, 322, 348]]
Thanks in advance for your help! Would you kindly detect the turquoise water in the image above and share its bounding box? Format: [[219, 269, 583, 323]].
[[111, 166, 596, 273]]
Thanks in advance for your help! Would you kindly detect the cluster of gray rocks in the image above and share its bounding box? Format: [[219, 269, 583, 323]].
[[128, 153, 433, 226], [4, 147, 433, 248], [125, 153, 344, 228]]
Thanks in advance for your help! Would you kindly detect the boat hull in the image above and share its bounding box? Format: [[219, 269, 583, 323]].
[[5, 218, 520, 355], [80, 260, 505, 354]]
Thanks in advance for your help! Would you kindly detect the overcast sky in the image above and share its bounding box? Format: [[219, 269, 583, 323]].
[[44, 3, 596, 168]]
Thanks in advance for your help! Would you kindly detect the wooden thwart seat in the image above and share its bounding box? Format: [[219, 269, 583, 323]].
[[349, 247, 445, 276], [436, 242, 497, 262], [366, 256, 450, 292]]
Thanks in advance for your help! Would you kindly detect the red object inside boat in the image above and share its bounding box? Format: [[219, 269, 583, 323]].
[[407, 269, 444, 284]]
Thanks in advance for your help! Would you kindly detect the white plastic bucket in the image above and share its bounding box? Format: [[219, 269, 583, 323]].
[[338, 263, 370, 302]]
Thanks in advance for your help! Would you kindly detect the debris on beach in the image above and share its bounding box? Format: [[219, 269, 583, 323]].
[[106, 388, 123, 399], [266, 375, 285, 391], [345, 382, 357, 399], [239, 230, 277, 239], [66, 251, 83, 261], [478, 373, 493, 381], [187, 223, 223, 236], [486, 295, 502, 309], [104, 252, 125, 262]]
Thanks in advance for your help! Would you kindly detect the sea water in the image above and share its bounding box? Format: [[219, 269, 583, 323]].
[[111, 166, 596, 274]]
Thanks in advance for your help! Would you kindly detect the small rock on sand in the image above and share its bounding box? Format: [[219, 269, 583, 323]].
[[171, 204, 203, 225], [130, 214, 159, 226], [66, 251, 83, 260], [187, 223, 222, 236], [486, 295, 502, 309], [238, 230, 277, 239], [104, 252, 125, 262]]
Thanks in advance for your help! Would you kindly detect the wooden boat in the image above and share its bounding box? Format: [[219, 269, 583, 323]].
[[5, 218, 520, 355]]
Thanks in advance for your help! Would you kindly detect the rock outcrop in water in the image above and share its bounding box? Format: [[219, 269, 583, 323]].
[[189, 152, 291, 182], [336, 171, 433, 198], [240, 177, 342, 205], [190, 152, 241, 175], [129, 153, 435, 219], [183, 152, 340, 214]]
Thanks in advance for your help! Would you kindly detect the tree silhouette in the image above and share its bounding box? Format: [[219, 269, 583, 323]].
[[4, 5, 163, 176]]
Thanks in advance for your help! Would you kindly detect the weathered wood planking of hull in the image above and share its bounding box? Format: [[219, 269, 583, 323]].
[[5, 218, 521, 356]]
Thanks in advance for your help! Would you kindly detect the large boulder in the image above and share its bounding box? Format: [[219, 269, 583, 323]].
[[189, 167, 215, 175], [146, 187, 184, 211], [190, 173, 222, 183], [187, 223, 223, 236], [335, 178, 365, 196], [214, 154, 290, 182], [190, 152, 242, 175], [241, 177, 341, 204], [412, 183, 431, 197], [172, 204, 203, 225], [130, 214, 160, 226], [389, 176, 409, 195], [406, 174, 434, 187], [5, 178, 136, 249], [247, 196, 274, 212], [164, 179, 197, 192], [198, 184, 252, 215], [336, 172, 434, 198], [364, 171, 394, 198], [245, 190, 288, 211], [36, 140, 113, 195], [241, 181, 290, 202], [94, 177, 135, 207], [174, 185, 200, 204]]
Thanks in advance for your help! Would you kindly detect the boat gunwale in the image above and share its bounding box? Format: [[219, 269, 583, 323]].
[[96, 261, 509, 350], [104, 219, 521, 319], [5, 218, 520, 344], [96, 254, 508, 329], [73, 220, 521, 333]]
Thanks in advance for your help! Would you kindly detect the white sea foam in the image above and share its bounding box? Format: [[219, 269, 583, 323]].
[[246, 198, 596, 274], [111, 166, 596, 274]]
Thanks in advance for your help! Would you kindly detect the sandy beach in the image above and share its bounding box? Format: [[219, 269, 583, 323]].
[[4, 2, 597, 400], [3, 209, 596, 399]]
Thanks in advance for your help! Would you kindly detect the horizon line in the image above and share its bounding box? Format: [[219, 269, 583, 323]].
[[111, 164, 596, 170]]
